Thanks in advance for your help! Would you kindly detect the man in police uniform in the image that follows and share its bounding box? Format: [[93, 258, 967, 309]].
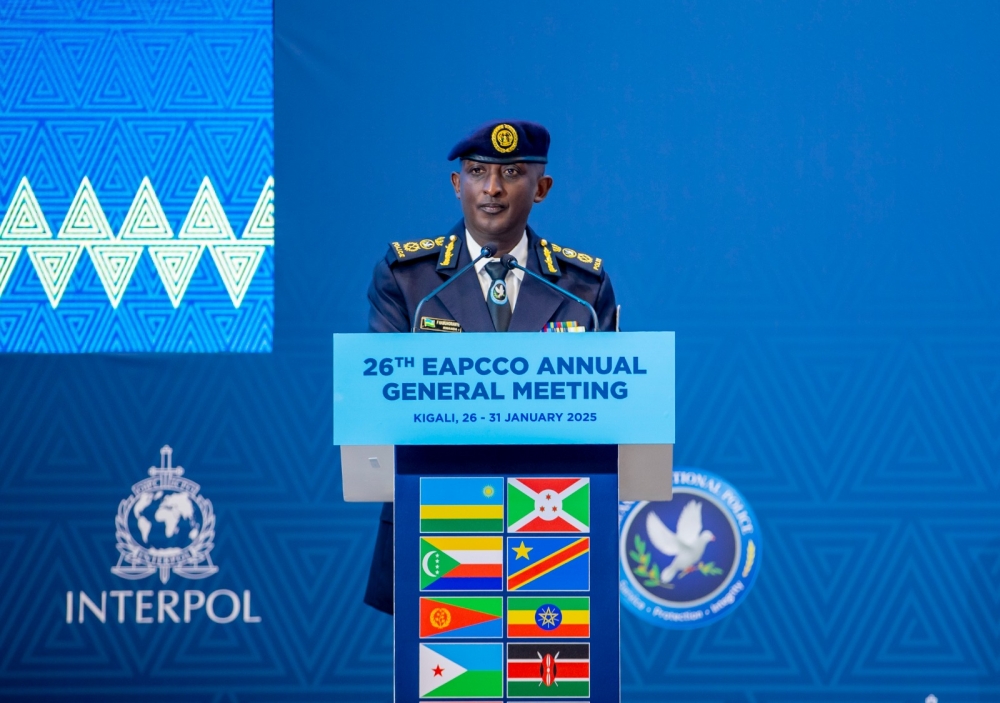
[[364, 120, 618, 614]]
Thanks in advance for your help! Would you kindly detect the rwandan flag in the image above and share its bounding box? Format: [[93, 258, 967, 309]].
[[507, 536, 590, 591], [419, 643, 503, 698], [419, 597, 502, 638], [507, 596, 590, 638], [507, 477, 589, 533], [420, 477, 504, 532], [421, 536, 503, 591], [506, 642, 590, 697]]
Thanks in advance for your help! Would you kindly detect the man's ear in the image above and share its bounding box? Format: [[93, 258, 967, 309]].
[[450, 172, 461, 199], [534, 174, 554, 203]]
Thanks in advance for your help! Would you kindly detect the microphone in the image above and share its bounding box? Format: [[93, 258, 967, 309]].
[[412, 242, 498, 332], [501, 254, 600, 332]]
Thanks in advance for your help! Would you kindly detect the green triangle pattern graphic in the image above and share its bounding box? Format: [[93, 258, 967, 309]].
[[0, 178, 53, 240], [26, 244, 84, 307], [178, 177, 234, 240], [57, 177, 112, 239], [147, 244, 204, 308], [119, 176, 174, 239], [0, 247, 22, 298], [209, 244, 265, 308], [241, 176, 274, 240], [87, 244, 144, 308]]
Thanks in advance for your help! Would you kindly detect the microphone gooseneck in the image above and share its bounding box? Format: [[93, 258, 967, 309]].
[[502, 255, 600, 332], [411, 242, 499, 332]]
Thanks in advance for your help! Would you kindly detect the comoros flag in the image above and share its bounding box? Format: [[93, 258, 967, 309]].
[[507, 596, 589, 638], [420, 537, 503, 591], [507, 477, 589, 533], [419, 597, 502, 639], [419, 643, 503, 698], [506, 642, 590, 697]]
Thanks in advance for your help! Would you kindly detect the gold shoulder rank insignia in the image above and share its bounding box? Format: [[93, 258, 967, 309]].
[[543, 240, 603, 275], [389, 237, 443, 264], [436, 233, 462, 271], [536, 238, 562, 277]]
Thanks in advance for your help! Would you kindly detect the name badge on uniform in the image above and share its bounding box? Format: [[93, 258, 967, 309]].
[[420, 316, 462, 333]]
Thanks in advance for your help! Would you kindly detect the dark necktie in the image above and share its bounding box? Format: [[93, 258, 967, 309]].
[[484, 261, 512, 332]]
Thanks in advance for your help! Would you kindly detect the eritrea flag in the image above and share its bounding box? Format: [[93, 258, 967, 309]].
[[507, 596, 589, 638], [507, 477, 590, 533], [506, 642, 590, 697], [419, 597, 502, 638]]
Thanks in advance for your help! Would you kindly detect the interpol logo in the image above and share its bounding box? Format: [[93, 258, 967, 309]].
[[112, 445, 219, 584], [619, 468, 760, 629], [66, 445, 260, 625]]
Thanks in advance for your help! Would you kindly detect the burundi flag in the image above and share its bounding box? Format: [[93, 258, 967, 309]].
[[419, 642, 503, 698], [507, 477, 589, 533], [421, 536, 503, 591], [420, 477, 504, 533], [507, 536, 590, 591], [507, 597, 590, 638], [419, 596, 503, 639], [506, 642, 590, 698]]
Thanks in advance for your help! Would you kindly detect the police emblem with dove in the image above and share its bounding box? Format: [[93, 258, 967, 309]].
[[619, 468, 761, 629]]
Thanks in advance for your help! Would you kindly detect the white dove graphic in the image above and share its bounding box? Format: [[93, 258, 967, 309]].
[[646, 500, 716, 584]]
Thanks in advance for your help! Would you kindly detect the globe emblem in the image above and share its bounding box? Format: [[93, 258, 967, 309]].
[[127, 488, 204, 557], [112, 446, 219, 584]]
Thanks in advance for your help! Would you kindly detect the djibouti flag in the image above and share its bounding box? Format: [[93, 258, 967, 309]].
[[507, 477, 589, 533], [419, 643, 503, 698], [421, 477, 504, 532]]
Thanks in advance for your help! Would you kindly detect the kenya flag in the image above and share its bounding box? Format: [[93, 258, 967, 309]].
[[507, 478, 589, 533], [506, 642, 589, 697]]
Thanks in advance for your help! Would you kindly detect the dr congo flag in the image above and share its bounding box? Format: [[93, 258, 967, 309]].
[[506, 642, 590, 697], [507, 536, 590, 591]]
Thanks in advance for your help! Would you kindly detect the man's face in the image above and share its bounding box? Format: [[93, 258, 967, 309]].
[[451, 161, 553, 243]]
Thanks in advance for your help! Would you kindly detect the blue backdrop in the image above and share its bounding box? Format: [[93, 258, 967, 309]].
[[1, 0, 998, 701]]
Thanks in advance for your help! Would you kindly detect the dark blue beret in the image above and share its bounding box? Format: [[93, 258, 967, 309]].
[[447, 120, 550, 164]]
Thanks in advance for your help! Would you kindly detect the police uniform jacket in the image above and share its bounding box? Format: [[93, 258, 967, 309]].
[[363, 218, 617, 614]]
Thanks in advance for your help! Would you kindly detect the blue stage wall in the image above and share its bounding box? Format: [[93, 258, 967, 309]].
[[0, 1, 998, 701]]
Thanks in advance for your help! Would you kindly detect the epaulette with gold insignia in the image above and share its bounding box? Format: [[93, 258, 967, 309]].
[[537, 239, 603, 276], [388, 236, 446, 264], [436, 233, 463, 272]]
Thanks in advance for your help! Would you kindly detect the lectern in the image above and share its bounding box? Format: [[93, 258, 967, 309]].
[[334, 332, 674, 702]]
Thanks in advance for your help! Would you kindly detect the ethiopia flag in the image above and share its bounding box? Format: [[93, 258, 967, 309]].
[[421, 536, 503, 591], [419, 643, 503, 698], [506, 642, 590, 697], [507, 536, 590, 591], [507, 596, 590, 638], [420, 477, 504, 533], [507, 477, 589, 533], [419, 597, 502, 638]]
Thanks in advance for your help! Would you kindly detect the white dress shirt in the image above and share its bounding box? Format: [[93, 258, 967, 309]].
[[467, 229, 528, 312]]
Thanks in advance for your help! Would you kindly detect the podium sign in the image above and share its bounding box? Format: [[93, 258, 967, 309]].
[[334, 332, 676, 702], [333, 332, 674, 445]]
